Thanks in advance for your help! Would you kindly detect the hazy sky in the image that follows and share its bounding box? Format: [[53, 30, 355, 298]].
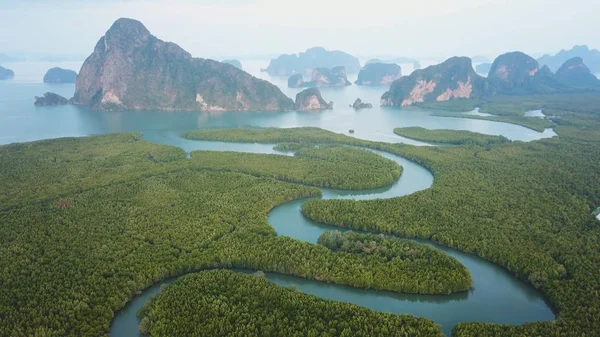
[[1, 0, 599, 60]]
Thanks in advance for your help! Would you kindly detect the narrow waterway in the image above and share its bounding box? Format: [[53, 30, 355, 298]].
[[110, 137, 554, 337]]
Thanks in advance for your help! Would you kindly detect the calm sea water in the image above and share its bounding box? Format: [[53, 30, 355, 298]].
[[0, 60, 555, 146], [0, 60, 555, 336]]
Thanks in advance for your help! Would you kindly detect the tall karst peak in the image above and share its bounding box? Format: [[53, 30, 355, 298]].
[[73, 18, 293, 111]]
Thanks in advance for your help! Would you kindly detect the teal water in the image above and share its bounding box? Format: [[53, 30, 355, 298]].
[[0, 61, 556, 146], [1, 62, 555, 336]]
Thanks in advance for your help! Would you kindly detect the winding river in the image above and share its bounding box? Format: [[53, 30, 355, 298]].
[[109, 136, 555, 337], [0, 62, 557, 336]]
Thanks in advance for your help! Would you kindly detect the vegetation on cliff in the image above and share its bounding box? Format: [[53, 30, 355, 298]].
[[381, 57, 491, 107]]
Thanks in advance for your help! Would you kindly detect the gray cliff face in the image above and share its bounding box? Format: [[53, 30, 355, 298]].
[[73, 18, 293, 112], [34, 92, 70, 106], [294, 88, 333, 111], [381, 57, 491, 107], [43, 67, 78, 84], [355, 63, 402, 86], [0, 65, 14, 80]]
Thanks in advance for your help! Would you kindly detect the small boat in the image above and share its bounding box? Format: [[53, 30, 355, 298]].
[[349, 129, 354, 134]]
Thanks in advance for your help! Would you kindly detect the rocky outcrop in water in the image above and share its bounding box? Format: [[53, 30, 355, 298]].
[[355, 63, 402, 86], [287, 67, 351, 88], [72, 18, 293, 112], [538, 45, 600, 73], [487, 52, 540, 94], [381, 57, 491, 107], [262, 47, 360, 77], [295, 88, 333, 111], [222, 59, 242, 69], [43, 67, 78, 84], [555, 57, 600, 88], [352, 98, 372, 109], [0, 65, 14, 80], [34, 92, 70, 106]]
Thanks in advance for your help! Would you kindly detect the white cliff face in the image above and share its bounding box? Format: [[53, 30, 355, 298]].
[[402, 80, 436, 107]]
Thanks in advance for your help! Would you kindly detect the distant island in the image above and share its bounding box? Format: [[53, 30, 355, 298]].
[[287, 66, 351, 88], [222, 59, 242, 69], [366, 57, 418, 65], [382, 52, 600, 107], [475, 63, 492, 75], [538, 45, 600, 73], [355, 63, 402, 86], [71, 18, 293, 111], [0, 65, 14, 80], [262, 47, 361, 77], [295, 88, 333, 111], [43, 67, 78, 84]]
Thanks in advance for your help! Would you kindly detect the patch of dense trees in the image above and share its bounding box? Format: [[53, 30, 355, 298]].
[[137, 270, 444, 337], [318, 231, 472, 293], [393, 127, 510, 147], [0, 133, 465, 336], [188, 144, 401, 190]]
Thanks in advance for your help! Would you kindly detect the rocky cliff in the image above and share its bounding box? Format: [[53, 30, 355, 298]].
[[355, 63, 402, 86], [72, 18, 293, 112], [487, 52, 540, 94], [295, 88, 333, 111], [0, 65, 14, 80], [262, 47, 360, 77], [34, 92, 70, 106], [381, 57, 491, 107], [43, 67, 78, 84], [287, 66, 351, 88], [555, 57, 600, 88]]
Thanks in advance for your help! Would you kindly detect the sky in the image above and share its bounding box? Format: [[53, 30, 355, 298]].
[[0, 0, 599, 61]]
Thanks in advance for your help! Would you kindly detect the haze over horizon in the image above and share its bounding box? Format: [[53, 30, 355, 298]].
[[1, 0, 599, 61]]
